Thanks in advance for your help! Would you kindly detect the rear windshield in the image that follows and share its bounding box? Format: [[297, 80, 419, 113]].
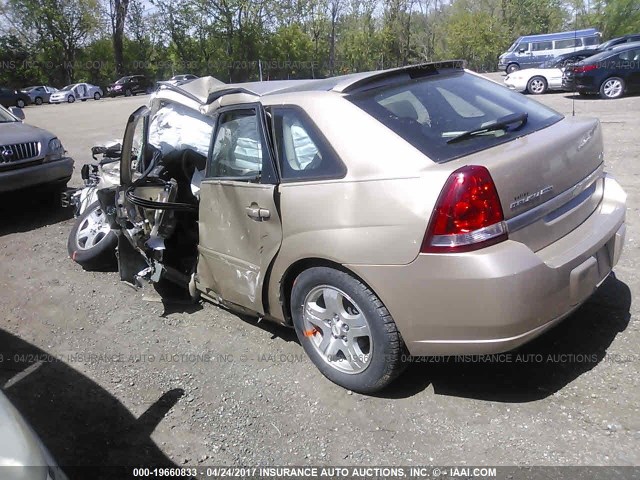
[[349, 71, 563, 163]]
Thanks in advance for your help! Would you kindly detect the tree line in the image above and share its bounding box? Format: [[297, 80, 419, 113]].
[[0, 0, 638, 88]]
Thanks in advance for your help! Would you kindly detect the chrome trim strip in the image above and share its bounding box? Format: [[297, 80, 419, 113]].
[[506, 164, 604, 234]]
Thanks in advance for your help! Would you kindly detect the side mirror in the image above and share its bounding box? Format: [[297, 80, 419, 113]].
[[9, 106, 25, 121], [518, 48, 526, 54]]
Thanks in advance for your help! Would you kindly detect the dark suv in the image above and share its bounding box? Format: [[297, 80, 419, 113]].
[[563, 41, 640, 98], [106, 75, 151, 97]]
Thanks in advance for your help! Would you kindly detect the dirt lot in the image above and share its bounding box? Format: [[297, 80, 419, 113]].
[[0, 81, 639, 476]]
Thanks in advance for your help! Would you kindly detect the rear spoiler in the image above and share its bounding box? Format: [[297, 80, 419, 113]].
[[338, 60, 467, 94]]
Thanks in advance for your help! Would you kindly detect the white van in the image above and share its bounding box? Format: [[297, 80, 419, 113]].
[[498, 28, 601, 74]]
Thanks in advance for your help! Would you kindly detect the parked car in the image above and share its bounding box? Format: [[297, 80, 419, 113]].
[[86, 62, 626, 393], [504, 49, 599, 94], [498, 28, 601, 73], [106, 75, 151, 97], [22, 85, 58, 105], [0, 390, 69, 480], [0, 104, 73, 193], [0, 87, 31, 108], [49, 83, 103, 103], [166, 74, 199, 86], [597, 33, 640, 51], [563, 41, 640, 98]]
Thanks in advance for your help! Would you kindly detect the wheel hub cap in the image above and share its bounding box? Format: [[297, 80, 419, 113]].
[[302, 285, 372, 374]]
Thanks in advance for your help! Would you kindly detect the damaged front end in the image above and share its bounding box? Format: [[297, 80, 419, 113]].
[[102, 100, 214, 291]]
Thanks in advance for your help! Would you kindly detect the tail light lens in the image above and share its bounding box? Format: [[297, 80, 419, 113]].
[[574, 64, 598, 74], [421, 165, 507, 253]]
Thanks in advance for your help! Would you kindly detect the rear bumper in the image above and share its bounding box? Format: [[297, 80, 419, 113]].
[[0, 157, 74, 193], [348, 175, 627, 356]]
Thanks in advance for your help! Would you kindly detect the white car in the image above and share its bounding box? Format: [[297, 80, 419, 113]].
[[49, 83, 103, 103], [504, 50, 596, 94]]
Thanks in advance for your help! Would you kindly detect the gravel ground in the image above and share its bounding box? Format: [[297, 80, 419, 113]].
[[0, 80, 639, 477]]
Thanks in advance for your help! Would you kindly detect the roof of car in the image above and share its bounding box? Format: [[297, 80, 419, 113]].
[[171, 61, 465, 105], [517, 28, 599, 43]]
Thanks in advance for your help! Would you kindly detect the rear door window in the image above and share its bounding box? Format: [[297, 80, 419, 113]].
[[270, 107, 346, 181], [349, 71, 563, 163], [555, 38, 582, 49], [532, 41, 553, 51], [583, 36, 599, 46]]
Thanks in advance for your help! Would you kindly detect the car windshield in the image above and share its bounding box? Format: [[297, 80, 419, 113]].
[[115, 77, 130, 84], [61, 85, 75, 91], [598, 38, 620, 50], [507, 41, 519, 52], [0, 106, 17, 123], [349, 70, 563, 163], [24, 86, 38, 91]]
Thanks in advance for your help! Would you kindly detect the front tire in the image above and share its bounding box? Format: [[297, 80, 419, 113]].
[[67, 201, 117, 270], [291, 267, 407, 393], [67, 95, 75, 103], [527, 76, 547, 94], [125, 89, 132, 97], [16, 99, 25, 108], [506, 63, 520, 74], [600, 77, 625, 99]]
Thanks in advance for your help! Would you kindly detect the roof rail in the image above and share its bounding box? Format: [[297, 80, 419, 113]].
[[338, 60, 466, 94]]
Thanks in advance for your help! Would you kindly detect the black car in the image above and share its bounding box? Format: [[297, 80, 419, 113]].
[[0, 87, 31, 108], [563, 41, 640, 98], [597, 33, 640, 51], [106, 75, 151, 97]]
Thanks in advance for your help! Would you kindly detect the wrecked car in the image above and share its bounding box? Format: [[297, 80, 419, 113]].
[[78, 62, 626, 393]]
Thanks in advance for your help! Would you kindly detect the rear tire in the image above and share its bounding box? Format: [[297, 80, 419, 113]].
[[527, 76, 548, 94], [291, 267, 407, 393], [67, 201, 117, 270], [599, 77, 625, 99], [94, 92, 101, 100], [35, 97, 43, 105]]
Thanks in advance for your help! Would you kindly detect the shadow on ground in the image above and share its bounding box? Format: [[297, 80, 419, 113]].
[[0, 330, 190, 479], [0, 189, 73, 236], [384, 273, 632, 401]]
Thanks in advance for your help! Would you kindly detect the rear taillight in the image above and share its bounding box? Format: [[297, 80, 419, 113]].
[[421, 165, 507, 253], [574, 64, 598, 74]]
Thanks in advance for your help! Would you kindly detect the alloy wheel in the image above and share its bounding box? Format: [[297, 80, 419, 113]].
[[302, 285, 372, 374], [75, 207, 110, 250]]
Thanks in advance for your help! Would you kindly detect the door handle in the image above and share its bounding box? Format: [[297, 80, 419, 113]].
[[246, 205, 270, 220]]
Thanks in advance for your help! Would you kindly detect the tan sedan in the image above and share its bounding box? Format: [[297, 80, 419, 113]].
[[89, 62, 626, 393]]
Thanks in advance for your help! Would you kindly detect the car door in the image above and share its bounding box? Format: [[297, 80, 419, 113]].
[[0, 88, 12, 107], [196, 105, 282, 314], [132, 77, 142, 94], [627, 48, 640, 91], [516, 42, 533, 66]]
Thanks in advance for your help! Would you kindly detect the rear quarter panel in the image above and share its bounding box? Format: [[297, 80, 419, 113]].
[[261, 92, 450, 321]]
